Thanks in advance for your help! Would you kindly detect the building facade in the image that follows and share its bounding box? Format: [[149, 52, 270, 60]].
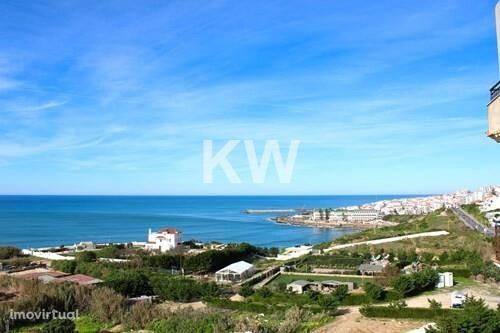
[[145, 228, 182, 253]]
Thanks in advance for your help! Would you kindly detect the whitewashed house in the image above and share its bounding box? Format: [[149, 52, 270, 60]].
[[145, 228, 182, 253], [215, 261, 255, 283]]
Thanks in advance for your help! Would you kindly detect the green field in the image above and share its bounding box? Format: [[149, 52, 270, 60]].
[[269, 273, 369, 287]]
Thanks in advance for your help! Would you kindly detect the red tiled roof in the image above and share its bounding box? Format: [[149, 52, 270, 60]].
[[158, 228, 181, 234], [57, 274, 103, 285], [10, 268, 68, 280]]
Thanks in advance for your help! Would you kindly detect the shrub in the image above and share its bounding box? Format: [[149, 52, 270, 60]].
[[277, 306, 309, 333], [318, 294, 338, 314], [0, 246, 21, 260], [149, 313, 232, 333], [392, 275, 415, 297], [124, 301, 163, 330], [239, 284, 255, 298], [255, 287, 272, 298], [340, 293, 371, 306], [427, 297, 500, 333], [151, 276, 219, 302], [428, 298, 442, 310], [75, 252, 97, 263], [364, 282, 384, 301], [332, 285, 348, 301], [360, 305, 455, 320], [42, 319, 75, 333], [96, 245, 123, 259], [206, 298, 272, 314], [392, 269, 438, 297], [105, 271, 152, 297], [52, 260, 77, 274], [89, 287, 126, 324]]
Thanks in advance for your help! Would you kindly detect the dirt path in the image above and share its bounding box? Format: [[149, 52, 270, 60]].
[[314, 307, 423, 333], [406, 287, 500, 309]]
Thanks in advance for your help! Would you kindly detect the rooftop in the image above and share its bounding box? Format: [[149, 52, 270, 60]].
[[216, 261, 254, 274], [56, 274, 103, 285], [158, 228, 181, 234], [287, 280, 314, 287]]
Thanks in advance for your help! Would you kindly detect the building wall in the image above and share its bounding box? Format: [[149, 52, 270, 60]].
[[488, 97, 500, 140], [146, 230, 181, 252]]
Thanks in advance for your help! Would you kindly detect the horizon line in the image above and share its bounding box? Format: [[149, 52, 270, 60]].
[[0, 193, 435, 197]]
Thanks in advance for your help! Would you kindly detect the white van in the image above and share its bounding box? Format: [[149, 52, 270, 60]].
[[451, 291, 466, 308]]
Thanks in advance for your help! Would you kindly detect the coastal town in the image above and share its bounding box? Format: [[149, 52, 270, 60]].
[[1, 185, 500, 332], [2, 0, 500, 331], [277, 185, 500, 230]]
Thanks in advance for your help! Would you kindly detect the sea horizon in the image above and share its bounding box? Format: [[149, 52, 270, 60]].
[[0, 194, 425, 249]]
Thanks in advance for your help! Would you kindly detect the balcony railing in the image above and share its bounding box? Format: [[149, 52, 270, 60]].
[[490, 81, 500, 101]]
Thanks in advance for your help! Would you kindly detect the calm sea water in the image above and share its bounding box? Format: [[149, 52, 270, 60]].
[[0, 195, 415, 248]]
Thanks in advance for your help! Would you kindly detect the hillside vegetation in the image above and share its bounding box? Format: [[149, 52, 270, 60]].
[[328, 210, 493, 259]]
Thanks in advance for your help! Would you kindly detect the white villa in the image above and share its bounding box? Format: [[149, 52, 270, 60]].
[[215, 261, 255, 283], [145, 228, 182, 253]]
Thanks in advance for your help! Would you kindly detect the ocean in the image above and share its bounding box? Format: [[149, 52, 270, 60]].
[[0, 195, 414, 248]]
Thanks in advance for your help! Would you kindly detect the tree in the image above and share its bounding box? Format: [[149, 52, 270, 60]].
[[413, 269, 439, 292], [364, 281, 384, 301], [319, 294, 338, 314], [75, 251, 97, 263], [42, 319, 75, 333], [151, 276, 219, 302], [332, 285, 348, 301], [255, 287, 272, 298], [392, 275, 415, 297], [239, 284, 255, 298], [428, 297, 500, 333], [105, 271, 152, 297]]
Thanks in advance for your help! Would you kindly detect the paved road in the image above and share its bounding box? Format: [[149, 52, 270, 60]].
[[451, 207, 495, 237]]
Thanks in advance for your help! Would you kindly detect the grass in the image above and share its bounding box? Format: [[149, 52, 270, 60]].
[[326, 210, 493, 259], [75, 316, 103, 333], [10, 316, 102, 333], [12, 323, 44, 333], [332, 211, 448, 245], [269, 273, 369, 287], [453, 276, 476, 288]]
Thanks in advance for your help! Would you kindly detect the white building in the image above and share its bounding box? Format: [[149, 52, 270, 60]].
[[330, 209, 380, 223], [215, 261, 255, 283], [276, 245, 312, 260], [481, 196, 500, 212], [145, 228, 182, 253], [436, 272, 453, 288]]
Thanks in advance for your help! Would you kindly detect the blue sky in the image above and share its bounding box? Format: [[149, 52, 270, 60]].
[[0, 0, 499, 195]]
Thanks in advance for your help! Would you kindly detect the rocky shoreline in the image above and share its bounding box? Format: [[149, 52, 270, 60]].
[[273, 216, 397, 229]]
